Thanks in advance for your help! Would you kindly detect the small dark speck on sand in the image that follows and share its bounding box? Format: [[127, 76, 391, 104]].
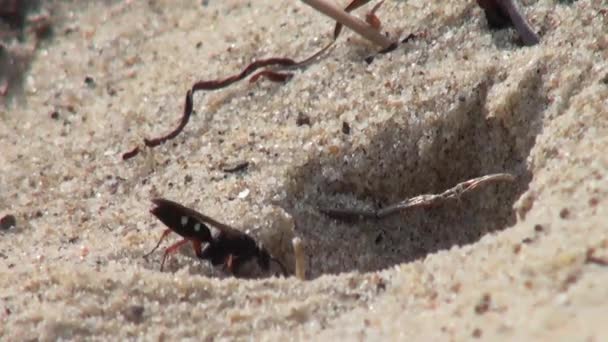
[[296, 112, 311, 126], [342, 121, 350, 135], [123, 305, 145, 324], [0, 214, 17, 230], [84, 76, 96, 88]]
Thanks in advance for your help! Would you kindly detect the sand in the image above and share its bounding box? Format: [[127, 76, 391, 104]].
[[1, 0, 607, 340]]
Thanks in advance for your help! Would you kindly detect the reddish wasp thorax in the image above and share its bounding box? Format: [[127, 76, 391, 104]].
[[144, 198, 288, 278]]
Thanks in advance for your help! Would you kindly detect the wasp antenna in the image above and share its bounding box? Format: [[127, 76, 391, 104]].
[[143, 229, 171, 259]]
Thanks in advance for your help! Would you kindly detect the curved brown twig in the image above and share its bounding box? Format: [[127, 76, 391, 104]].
[[191, 58, 297, 93], [121, 0, 403, 161], [122, 146, 140, 160], [321, 173, 516, 221], [143, 89, 194, 148], [499, 0, 540, 46], [121, 43, 334, 160]]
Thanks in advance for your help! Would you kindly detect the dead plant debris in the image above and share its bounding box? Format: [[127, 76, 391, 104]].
[[122, 42, 334, 159], [222, 161, 249, 173], [321, 173, 516, 221], [476, 0, 540, 46], [122, 1, 541, 160], [585, 247, 608, 267], [122, 0, 401, 160], [474, 293, 492, 314]]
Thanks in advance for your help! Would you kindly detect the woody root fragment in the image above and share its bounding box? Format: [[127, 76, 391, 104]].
[[321, 173, 516, 220]]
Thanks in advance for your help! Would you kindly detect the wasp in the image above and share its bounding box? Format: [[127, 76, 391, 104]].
[[144, 198, 288, 277]]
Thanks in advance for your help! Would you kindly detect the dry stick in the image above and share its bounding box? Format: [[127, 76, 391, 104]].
[[122, 146, 140, 160], [321, 173, 516, 220], [124, 0, 392, 159], [292, 237, 307, 280], [191, 41, 334, 94], [157, 43, 334, 145], [191, 58, 297, 93], [248, 70, 293, 83], [586, 248, 608, 266], [476, 0, 511, 28], [365, 0, 385, 30], [144, 89, 193, 147], [497, 0, 540, 46], [478, 0, 539, 46], [122, 91, 194, 160], [333, 0, 401, 64], [122, 43, 334, 160], [334, 0, 375, 39], [301, 0, 394, 50]]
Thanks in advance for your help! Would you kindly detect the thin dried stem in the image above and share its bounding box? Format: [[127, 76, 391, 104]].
[[292, 237, 307, 280], [586, 248, 608, 266], [499, 0, 540, 46], [321, 173, 516, 220], [301, 0, 394, 49], [122, 42, 334, 160], [477, 0, 540, 46], [191, 40, 334, 93], [144, 90, 194, 147]]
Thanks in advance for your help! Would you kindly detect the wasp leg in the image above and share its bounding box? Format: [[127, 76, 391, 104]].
[[191, 240, 203, 258], [143, 229, 172, 258], [225, 254, 239, 274], [160, 239, 190, 271]]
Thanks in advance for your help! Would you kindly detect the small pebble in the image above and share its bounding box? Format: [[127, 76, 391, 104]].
[[237, 189, 250, 199]]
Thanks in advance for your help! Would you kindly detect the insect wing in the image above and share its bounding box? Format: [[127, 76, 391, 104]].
[[151, 198, 215, 242], [151, 198, 242, 240]]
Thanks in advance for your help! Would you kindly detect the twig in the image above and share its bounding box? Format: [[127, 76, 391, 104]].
[[365, 0, 385, 30], [321, 173, 516, 220], [143, 89, 194, 147], [122, 146, 140, 160], [477, 0, 540, 46], [248, 70, 293, 83], [499, 0, 540, 46], [477, 0, 510, 28], [122, 0, 404, 160], [122, 43, 334, 160], [586, 248, 608, 267], [123, 90, 194, 160], [222, 161, 249, 173], [333, 0, 374, 39], [191, 41, 334, 94], [292, 237, 307, 280], [301, 0, 394, 49]]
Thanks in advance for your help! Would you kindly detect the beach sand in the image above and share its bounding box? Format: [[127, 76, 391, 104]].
[[1, 0, 607, 340]]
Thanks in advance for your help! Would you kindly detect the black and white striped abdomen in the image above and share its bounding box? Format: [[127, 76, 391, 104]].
[[150, 198, 213, 242]]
